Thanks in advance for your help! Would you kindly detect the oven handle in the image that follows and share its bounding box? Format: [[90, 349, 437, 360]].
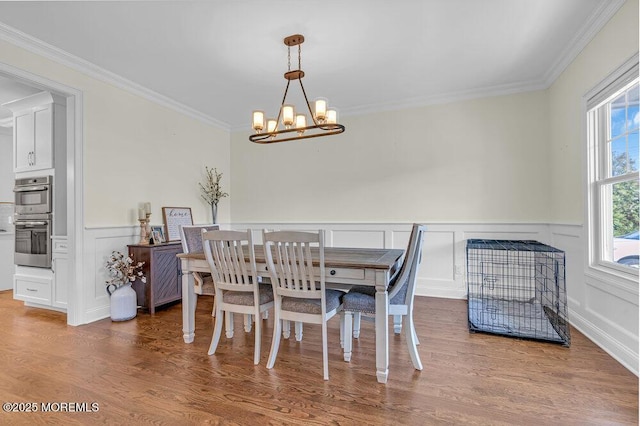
[[15, 221, 47, 226], [13, 185, 48, 192]]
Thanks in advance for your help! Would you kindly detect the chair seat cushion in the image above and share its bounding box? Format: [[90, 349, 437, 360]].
[[348, 273, 408, 306], [222, 284, 274, 306], [281, 289, 343, 314], [195, 273, 215, 296], [342, 291, 376, 314]]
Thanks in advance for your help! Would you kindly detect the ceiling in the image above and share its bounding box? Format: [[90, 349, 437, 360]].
[[0, 0, 624, 130]]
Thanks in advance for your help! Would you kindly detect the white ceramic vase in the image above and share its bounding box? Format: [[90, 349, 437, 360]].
[[107, 282, 137, 321]]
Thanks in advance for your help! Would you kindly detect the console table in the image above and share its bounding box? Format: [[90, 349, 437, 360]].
[[128, 241, 183, 314]]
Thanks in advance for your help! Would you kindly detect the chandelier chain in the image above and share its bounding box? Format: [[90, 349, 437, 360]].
[[298, 44, 301, 70], [287, 46, 291, 72]]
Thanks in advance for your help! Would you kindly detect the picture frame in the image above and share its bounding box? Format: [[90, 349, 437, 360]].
[[151, 230, 163, 245], [150, 226, 165, 244], [162, 207, 193, 241]]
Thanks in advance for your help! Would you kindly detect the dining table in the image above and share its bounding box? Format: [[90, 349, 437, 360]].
[[177, 245, 405, 384]]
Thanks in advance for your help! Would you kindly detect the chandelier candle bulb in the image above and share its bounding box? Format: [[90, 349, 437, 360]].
[[295, 114, 306, 132], [267, 119, 277, 133], [326, 109, 337, 125], [252, 110, 265, 132], [315, 98, 327, 121], [282, 105, 295, 127]]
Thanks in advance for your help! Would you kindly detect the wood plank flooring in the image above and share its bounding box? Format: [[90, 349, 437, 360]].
[[0, 290, 636, 425]]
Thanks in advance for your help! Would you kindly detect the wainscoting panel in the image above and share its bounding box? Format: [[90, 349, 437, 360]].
[[231, 222, 550, 301], [80, 222, 637, 375], [549, 223, 638, 376], [83, 226, 138, 323]]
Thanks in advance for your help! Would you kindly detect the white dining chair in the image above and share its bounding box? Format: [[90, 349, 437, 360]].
[[342, 224, 426, 371], [263, 230, 344, 380], [202, 229, 274, 365], [180, 224, 219, 316]]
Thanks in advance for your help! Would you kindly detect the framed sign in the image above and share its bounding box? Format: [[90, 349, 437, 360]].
[[162, 207, 193, 241]]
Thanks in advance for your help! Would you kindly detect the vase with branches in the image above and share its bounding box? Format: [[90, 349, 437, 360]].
[[199, 166, 228, 223]]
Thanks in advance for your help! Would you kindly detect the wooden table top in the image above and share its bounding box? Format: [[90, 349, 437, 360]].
[[178, 246, 404, 270]]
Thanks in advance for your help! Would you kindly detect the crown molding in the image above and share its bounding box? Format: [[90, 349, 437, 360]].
[[0, 116, 12, 128], [229, 78, 550, 132], [341, 79, 549, 119], [542, 0, 627, 86], [0, 22, 230, 131]]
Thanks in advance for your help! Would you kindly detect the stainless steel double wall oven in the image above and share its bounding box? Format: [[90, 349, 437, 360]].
[[13, 176, 52, 268]]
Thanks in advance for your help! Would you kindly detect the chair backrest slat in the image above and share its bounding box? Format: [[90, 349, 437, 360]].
[[202, 229, 257, 292], [263, 230, 324, 299]]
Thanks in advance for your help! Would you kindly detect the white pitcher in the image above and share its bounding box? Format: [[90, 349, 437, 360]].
[[106, 282, 137, 321]]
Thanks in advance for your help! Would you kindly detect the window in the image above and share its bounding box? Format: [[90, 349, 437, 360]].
[[587, 59, 639, 276]]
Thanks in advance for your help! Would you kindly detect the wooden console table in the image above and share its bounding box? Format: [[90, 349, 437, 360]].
[[128, 241, 183, 314]]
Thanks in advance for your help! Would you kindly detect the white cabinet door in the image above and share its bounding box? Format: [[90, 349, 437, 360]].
[[12, 100, 55, 173], [52, 237, 68, 309], [33, 105, 53, 170], [14, 110, 33, 171]]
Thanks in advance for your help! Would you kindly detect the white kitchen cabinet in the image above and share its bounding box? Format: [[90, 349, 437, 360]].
[[52, 236, 68, 309], [2, 91, 66, 173], [12, 238, 68, 311], [14, 270, 53, 306]]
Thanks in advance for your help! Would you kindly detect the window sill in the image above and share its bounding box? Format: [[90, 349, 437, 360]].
[[585, 263, 638, 299]]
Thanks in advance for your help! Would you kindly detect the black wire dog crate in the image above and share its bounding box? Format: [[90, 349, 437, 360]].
[[466, 239, 570, 346]]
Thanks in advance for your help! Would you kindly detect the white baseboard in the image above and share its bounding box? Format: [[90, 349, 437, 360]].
[[569, 308, 638, 375]]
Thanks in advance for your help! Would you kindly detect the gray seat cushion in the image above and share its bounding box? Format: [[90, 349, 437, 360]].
[[347, 272, 408, 309], [342, 291, 376, 314], [222, 284, 274, 306], [281, 289, 344, 314], [195, 273, 215, 295]]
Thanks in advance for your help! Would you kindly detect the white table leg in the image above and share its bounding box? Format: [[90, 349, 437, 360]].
[[375, 270, 389, 384], [181, 258, 196, 343]]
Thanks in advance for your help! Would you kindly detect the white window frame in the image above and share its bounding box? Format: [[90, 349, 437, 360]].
[[585, 54, 639, 281]]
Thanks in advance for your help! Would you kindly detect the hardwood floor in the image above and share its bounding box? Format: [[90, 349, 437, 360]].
[[0, 290, 636, 425]]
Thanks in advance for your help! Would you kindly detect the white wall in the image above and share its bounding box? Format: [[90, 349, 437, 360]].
[[547, 0, 638, 374], [83, 85, 231, 227], [549, 0, 638, 224], [231, 90, 550, 223]]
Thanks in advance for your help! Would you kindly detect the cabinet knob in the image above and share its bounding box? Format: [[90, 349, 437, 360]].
[[330, 270, 336, 275]]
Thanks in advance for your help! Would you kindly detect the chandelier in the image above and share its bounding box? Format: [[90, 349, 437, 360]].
[[250, 34, 346, 144]]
